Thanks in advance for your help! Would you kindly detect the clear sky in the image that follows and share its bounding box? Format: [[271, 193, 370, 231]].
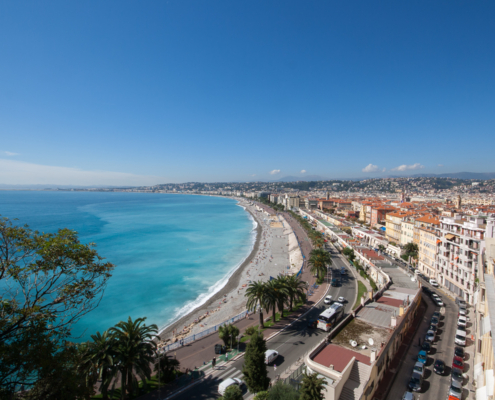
[[1, 1, 494, 185]]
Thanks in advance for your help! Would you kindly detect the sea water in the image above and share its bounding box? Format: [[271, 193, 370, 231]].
[[0, 191, 256, 341]]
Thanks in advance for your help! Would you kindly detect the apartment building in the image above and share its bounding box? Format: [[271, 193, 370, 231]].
[[418, 225, 440, 278], [385, 211, 410, 244], [436, 214, 486, 304], [413, 214, 440, 246], [400, 217, 415, 245], [371, 205, 396, 227]]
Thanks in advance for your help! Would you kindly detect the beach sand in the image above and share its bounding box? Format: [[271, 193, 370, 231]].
[[156, 199, 302, 348]]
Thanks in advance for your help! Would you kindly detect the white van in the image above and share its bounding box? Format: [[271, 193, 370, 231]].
[[218, 377, 244, 395], [455, 329, 466, 346], [265, 349, 279, 364]]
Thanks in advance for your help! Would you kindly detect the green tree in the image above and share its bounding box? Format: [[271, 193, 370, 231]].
[[299, 372, 326, 400], [404, 242, 418, 258], [110, 317, 158, 399], [154, 353, 180, 384], [267, 380, 300, 400], [0, 217, 115, 394], [246, 280, 268, 328], [254, 391, 269, 400], [242, 331, 269, 393], [219, 384, 244, 400], [81, 330, 117, 400], [264, 279, 288, 323], [285, 275, 307, 311], [308, 249, 332, 281], [219, 323, 240, 348]]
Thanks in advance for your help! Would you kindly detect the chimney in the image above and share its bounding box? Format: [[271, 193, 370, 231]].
[[370, 350, 376, 363], [399, 305, 404, 316], [391, 315, 397, 327]]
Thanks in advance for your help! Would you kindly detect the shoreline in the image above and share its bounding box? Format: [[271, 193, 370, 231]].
[[156, 200, 264, 345]]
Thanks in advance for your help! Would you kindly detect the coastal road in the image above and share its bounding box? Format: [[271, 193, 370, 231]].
[[171, 250, 357, 400]]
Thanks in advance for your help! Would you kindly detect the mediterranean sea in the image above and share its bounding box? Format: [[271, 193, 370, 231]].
[[0, 191, 256, 341]]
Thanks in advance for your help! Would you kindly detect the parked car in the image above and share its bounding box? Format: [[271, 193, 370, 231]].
[[218, 378, 244, 395], [430, 317, 439, 327], [324, 295, 333, 305], [412, 362, 425, 378], [432, 311, 441, 319], [433, 359, 445, 375], [417, 350, 427, 364], [455, 330, 467, 346], [428, 324, 437, 333], [451, 367, 464, 384], [265, 349, 279, 364], [456, 297, 467, 307], [457, 325, 466, 333], [454, 347, 465, 360], [448, 379, 463, 399], [425, 330, 435, 342], [434, 298, 444, 307], [429, 279, 439, 287], [422, 286, 432, 295], [452, 356, 464, 370], [408, 373, 423, 392], [414, 269, 421, 275], [421, 341, 432, 354], [402, 391, 415, 400], [457, 316, 467, 327], [458, 308, 467, 317]]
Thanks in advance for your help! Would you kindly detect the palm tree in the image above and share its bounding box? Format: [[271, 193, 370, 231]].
[[285, 275, 307, 310], [154, 353, 180, 384], [110, 317, 158, 399], [245, 280, 268, 328], [299, 372, 326, 400], [264, 279, 288, 323], [81, 330, 117, 400], [308, 248, 332, 281], [218, 323, 240, 348]]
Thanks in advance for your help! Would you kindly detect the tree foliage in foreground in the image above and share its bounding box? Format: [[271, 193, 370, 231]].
[[267, 380, 300, 400], [242, 331, 269, 393], [299, 372, 326, 400], [219, 384, 244, 400], [0, 216, 115, 396]]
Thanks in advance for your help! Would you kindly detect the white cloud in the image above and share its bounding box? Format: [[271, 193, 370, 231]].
[[362, 164, 381, 173], [438, 164, 443, 167], [4, 151, 19, 156], [382, 168, 386, 172], [270, 169, 281, 175], [391, 163, 424, 172], [0, 159, 162, 186], [250, 174, 256, 177], [300, 170, 307, 174]]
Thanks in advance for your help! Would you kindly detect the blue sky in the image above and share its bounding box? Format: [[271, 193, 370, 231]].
[[1, 1, 494, 185]]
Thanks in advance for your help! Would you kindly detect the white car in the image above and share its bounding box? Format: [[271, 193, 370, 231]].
[[265, 349, 279, 364], [402, 391, 415, 400], [338, 296, 345, 303], [429, 279, 439, 287], [425, 330, 435, 342], [218, 377, 244, 395], [414, 269, 421, 275], [412, 361, 425, 378], [324, 295, 333, 305], [458, 316, 467, 327]]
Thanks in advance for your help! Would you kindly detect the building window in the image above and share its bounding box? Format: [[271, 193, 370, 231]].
[[478, 339, 482, 354]]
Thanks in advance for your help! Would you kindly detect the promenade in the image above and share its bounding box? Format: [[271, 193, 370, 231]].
[[138, 203, 328, 399]]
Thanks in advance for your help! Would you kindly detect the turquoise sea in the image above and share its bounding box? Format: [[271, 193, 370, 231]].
[[0, 191, 256, 341]]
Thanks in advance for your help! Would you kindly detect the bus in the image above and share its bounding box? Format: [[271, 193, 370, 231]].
[[317, 302, 345, 331]]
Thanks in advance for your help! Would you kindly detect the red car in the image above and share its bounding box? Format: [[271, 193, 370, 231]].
[[452, 355, 464, 370]]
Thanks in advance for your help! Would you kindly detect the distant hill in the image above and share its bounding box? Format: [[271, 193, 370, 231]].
[[276, 175, 326, 182], [408, 172, 495, 180]]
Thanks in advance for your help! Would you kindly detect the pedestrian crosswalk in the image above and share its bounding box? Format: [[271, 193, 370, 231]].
[[214, 366, 244, 382]]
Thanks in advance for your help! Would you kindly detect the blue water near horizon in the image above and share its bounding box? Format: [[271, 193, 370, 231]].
[[0, 191, 256, 341]]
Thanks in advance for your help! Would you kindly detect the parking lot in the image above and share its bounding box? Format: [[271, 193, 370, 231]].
[[386, 275, 476, 400]]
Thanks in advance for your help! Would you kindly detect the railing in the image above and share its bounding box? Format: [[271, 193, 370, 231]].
[[161, 309, 250, 354]]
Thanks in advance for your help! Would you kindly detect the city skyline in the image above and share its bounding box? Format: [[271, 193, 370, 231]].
[[1, 1, 494, 185]]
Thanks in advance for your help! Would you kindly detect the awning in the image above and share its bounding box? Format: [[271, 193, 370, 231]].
[[437, 239, 441, 244], [445, 234, 455, 240]]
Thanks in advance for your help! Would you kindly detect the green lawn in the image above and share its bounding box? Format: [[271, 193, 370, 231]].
[[353, 281, 367, 310]]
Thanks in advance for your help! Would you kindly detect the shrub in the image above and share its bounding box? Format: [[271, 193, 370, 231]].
[[254, 392, 269, 400], [245, 326, 257, 336]]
